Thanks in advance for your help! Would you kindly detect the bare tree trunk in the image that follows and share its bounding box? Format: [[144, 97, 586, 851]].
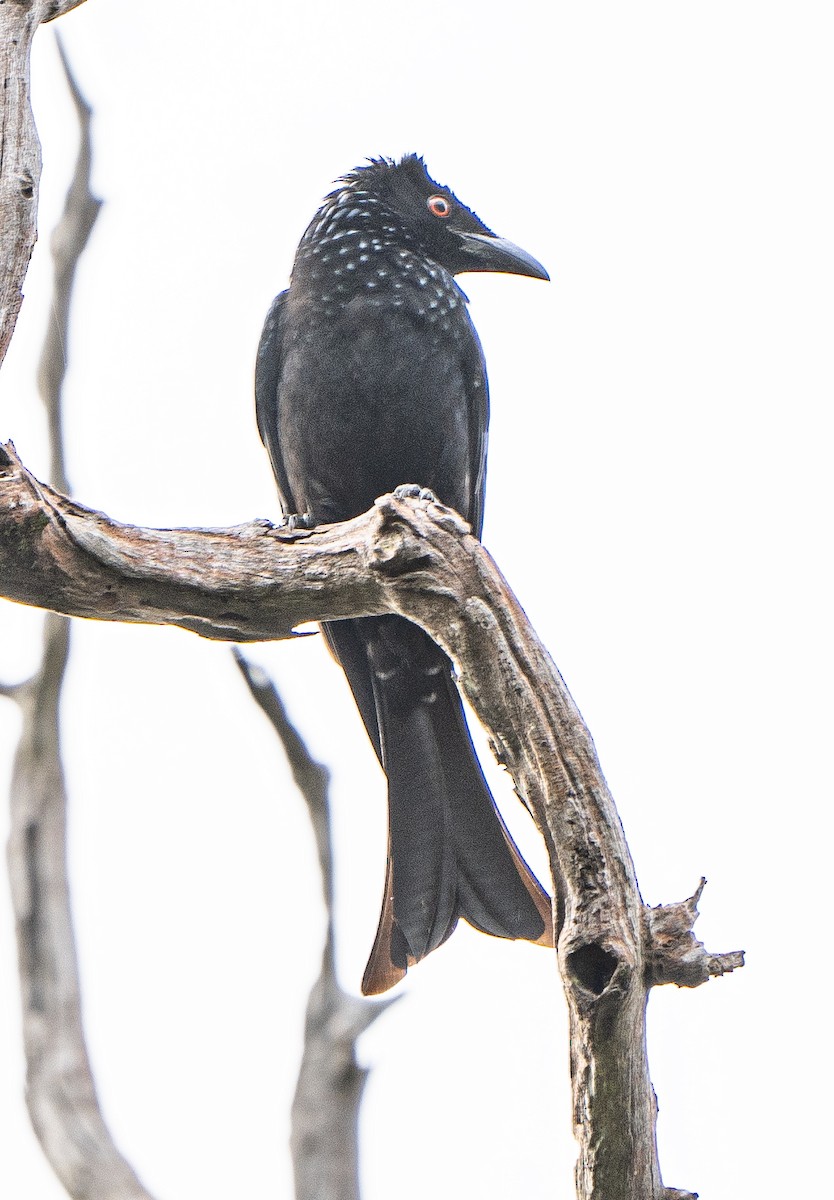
[[0, 1, 88, 371], [0, 2, 43, 370], [2, 39, 156, 1200]]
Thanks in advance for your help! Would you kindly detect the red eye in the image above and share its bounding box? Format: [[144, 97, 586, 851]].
[[427, 194, 452, 218]]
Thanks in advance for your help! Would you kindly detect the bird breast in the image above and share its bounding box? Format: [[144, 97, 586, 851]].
[[277, 292, 478, 524]]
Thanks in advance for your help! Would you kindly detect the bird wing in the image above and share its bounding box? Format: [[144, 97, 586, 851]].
[[255, 290, 296, 515], [464, 316, 490, 538]]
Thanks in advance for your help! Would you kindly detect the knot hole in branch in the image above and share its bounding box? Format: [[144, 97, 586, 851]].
[[566, 942, 619, 996]]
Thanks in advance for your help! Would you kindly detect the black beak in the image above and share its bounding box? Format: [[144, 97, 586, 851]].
[[455, 230, 549, 281]]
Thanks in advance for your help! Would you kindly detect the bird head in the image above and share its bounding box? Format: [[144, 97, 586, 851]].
[[328, 154, 549, 281]]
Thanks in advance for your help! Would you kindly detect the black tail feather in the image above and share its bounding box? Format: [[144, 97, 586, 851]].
[[323, 615, 554, 996]]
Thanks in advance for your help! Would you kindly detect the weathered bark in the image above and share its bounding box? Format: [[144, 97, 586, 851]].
[[0, 1, 89, 372], [235, 652, 394, 1200], [0, 3, 43, 370], [0, 10, 744, 1196], [5, 614, 157, 1200], [0, 447, 744, 1198], [2, 43, 156, 1200], [0, 441, 399, 640]]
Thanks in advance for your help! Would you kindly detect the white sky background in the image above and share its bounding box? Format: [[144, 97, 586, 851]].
[[1, 2, 832, 1197]]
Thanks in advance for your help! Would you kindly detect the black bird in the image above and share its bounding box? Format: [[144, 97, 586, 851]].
[[255, 154, 553, 994]]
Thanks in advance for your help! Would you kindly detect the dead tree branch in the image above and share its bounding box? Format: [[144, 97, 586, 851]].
[[2, 43, 156, 1200], [0, 14, 743, 1196], [0, 3, 43, 370], [0, 2, 89, 372], [36, 33, 103, 495], [234, 652, 394, 1200], [0, 445, 743, 1198], [0, 441, 399, 640], [5, 614, 156, 1200]]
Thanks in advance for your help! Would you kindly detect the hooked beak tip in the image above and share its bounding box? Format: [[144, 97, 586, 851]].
[[457, 231, 549, 281]]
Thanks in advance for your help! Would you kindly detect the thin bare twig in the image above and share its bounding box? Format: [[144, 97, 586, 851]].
[[234, 651, 394, 1200], [37, 33, 103, 495]]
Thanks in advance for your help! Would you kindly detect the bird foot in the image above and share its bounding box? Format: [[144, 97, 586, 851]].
[[393, 484, 438, 505], [281, 512, 316, 531]]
